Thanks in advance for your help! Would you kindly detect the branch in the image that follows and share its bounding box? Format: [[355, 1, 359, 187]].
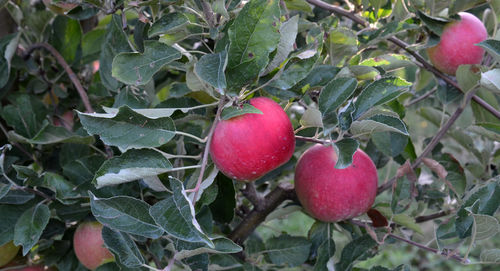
[[378, 87, 478, 194], [229, 182, 296, 245], [295, 135, 333, 144], [306, 0, 500, 120], [22, 43, 94, 113], [415, 209, 454, 223], [241, 182, 265, 211]]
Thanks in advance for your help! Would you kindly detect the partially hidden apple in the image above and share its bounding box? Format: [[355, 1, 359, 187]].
[[294, 144, 378, 222], [210, 97, 295, 182], [0, 241, 20, 267], [427, 12, 488, 75], [73, 222, 114, 270]]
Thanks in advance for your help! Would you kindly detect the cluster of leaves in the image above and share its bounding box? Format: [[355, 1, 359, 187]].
[[0, 0, 499, 270]]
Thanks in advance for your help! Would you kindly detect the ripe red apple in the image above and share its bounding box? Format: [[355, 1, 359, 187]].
[[53, 111, 74, 131], [294, 144, 378, 222], [427, 12, 488, 75], [73, 222, 114, 270], [0, 241, 20, 267], [210, 97, 295, 182]]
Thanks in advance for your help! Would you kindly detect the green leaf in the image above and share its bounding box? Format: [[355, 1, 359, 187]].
[[148, 12, 189, 37], [417, 11, 455, 36], [0, 33, 19, 88], [43, 172, 81, 204], [334, 138, 359, 169], [350, 114, 409, 136], [353, 77, 411, 119], [308, 221, 331, 259], [89, 192, 164, 239], [449, 0, 487, 15], [209, 174, 235, 223], [99, 15, 131, 91], [481, 69, 500, 94], [372, 131, 408, 157], [50, 16, 82, 64], [78, 106, 176, 152], [265, 235, 312, 267], [195, 51, 228, 92], [0, 190, 34, 205], [480, 249, 500, 263], [8, 124, 95, 145], [326, 27, 358, 65], [150, 177, 213, 247], [174, 237, 242, 260], [284, 0, 313, 13], [300, 107, 323, 128], [112, 40, 181, 86], [434, 153, 466, 196], [477, 39, 500, 61], [221, 104, 263, 120], [13, 204, 50, 255], [319, 77, 357, 117], [472, 214, 499, 241], [1, 94, 47, 138], [0, 181, 10, 200], [291, 65, 340, 93], [391, 175, 414, 214], [313, 239, 335, 271], [102, 227, 145, 268], [336, 234, 377, 271], [263, 15, 299, 75], [0, 203, 30, 245], [359, 54, 415, 72], [226, 0, 281, 91], [93, 149, 172, 188]]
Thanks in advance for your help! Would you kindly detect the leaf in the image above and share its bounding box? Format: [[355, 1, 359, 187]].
[[480, 249, 500, 263], [148, 12, 189, 37], [1, 94, 47, 138], [417, 11, 455, 36], [0, 203, 30, 245], [449, 0, 487, 15], [326, 27, 358, 65], [43, 172, 81, 204], [265, 235, 312, 267], [472, 214, 499, 240], [434, 153, 466, 196], [195, 51, 228, 92], [359, 54, 415, 72], [78, 106, 176, 152], [89, 192, 164, 239], [50, 16, 82, 65], [209, 174, 235, 223], [313, 239, 335, 271], [0, 190, 35, 205], [336, 235, 377, 271], [174, 237, 242, 261], [112, 40, 181, 85], [0, 181, 10, 200], [308, 221, 331, 258], [102, 102, 213, 119], [93, 149, 172, 188], [150, 177, 213, 247], [350, 114, 408, 137], [291, 65, 341, 93], [99, 14, 131, 91], [263, 15, 299, 75], [319, 77, 357, 117], [13, 204, 50, 255], [477, 39, 500, 61], [102, 227, 145, 268], [8, 124, 95, 145], [481, 69, 500, 94], [0, 33, 19, 88], [221, 104, 263, 120], [226, 0, 281, 91], [353, 77, 411, 119], [334, 138, 359, 169], [300, 107, 323, 128]]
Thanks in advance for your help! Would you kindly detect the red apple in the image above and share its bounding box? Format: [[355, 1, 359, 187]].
[[0, 241, 20, 267], [294, 144, 378, 222], [73, 222, 114, 270], [53, 111, 74, 131], [427, 12, 487, 75], [210, 97, 295, 182]]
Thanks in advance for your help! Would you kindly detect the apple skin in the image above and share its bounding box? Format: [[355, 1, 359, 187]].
[[0, 241, 20, 267], [294, 144, 378, 222], [73, 222, 114, 270], [427, 12, 488, 75], [210, 97, 295, 182]]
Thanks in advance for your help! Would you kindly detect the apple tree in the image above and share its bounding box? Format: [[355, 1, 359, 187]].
[[0, 0, 499, 270]]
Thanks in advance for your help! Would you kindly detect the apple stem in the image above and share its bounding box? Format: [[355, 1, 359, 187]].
[[186, 98, 227, 200], [306, 0, 500, 121], [22, 43, 94, 113]]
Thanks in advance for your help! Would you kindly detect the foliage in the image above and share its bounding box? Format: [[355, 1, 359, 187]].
[[0, 0, 499, 270]]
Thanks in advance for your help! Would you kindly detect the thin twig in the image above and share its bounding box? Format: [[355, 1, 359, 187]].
[[241, 182, 265, 210], [415, 209, 454, 223], [295, 135, 333, 144], [306, 0, 500, 120], [22, 43, 94, 113], [186, 98, 227, 201], [405, 87, 438, 106]]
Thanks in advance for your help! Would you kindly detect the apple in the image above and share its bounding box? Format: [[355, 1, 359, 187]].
[[0, 241, 20, 267], [294, 144, 378, 222], [53, 111, 74, 131], [43, 0, 78, 14], [92, 61, 100, 74], [427, 12, 487, 75], [210, 97, 295, 182], [73, 222, 114, 270]]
